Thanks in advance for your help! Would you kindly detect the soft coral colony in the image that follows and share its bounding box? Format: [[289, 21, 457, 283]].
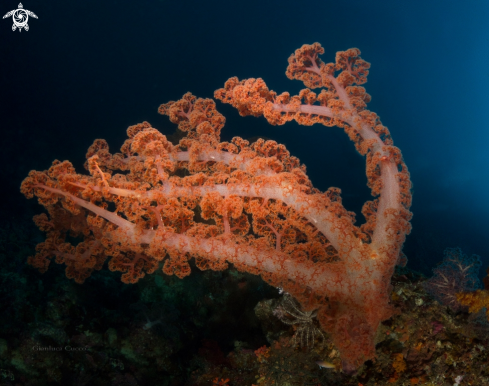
[[21, 43, 412, 371]]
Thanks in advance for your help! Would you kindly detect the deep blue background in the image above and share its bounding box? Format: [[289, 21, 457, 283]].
[[1, 0, 488, 277]]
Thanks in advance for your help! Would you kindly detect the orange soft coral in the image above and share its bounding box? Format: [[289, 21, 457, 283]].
[[456, 290, 489, 320], [22, 43, 412, 371]]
